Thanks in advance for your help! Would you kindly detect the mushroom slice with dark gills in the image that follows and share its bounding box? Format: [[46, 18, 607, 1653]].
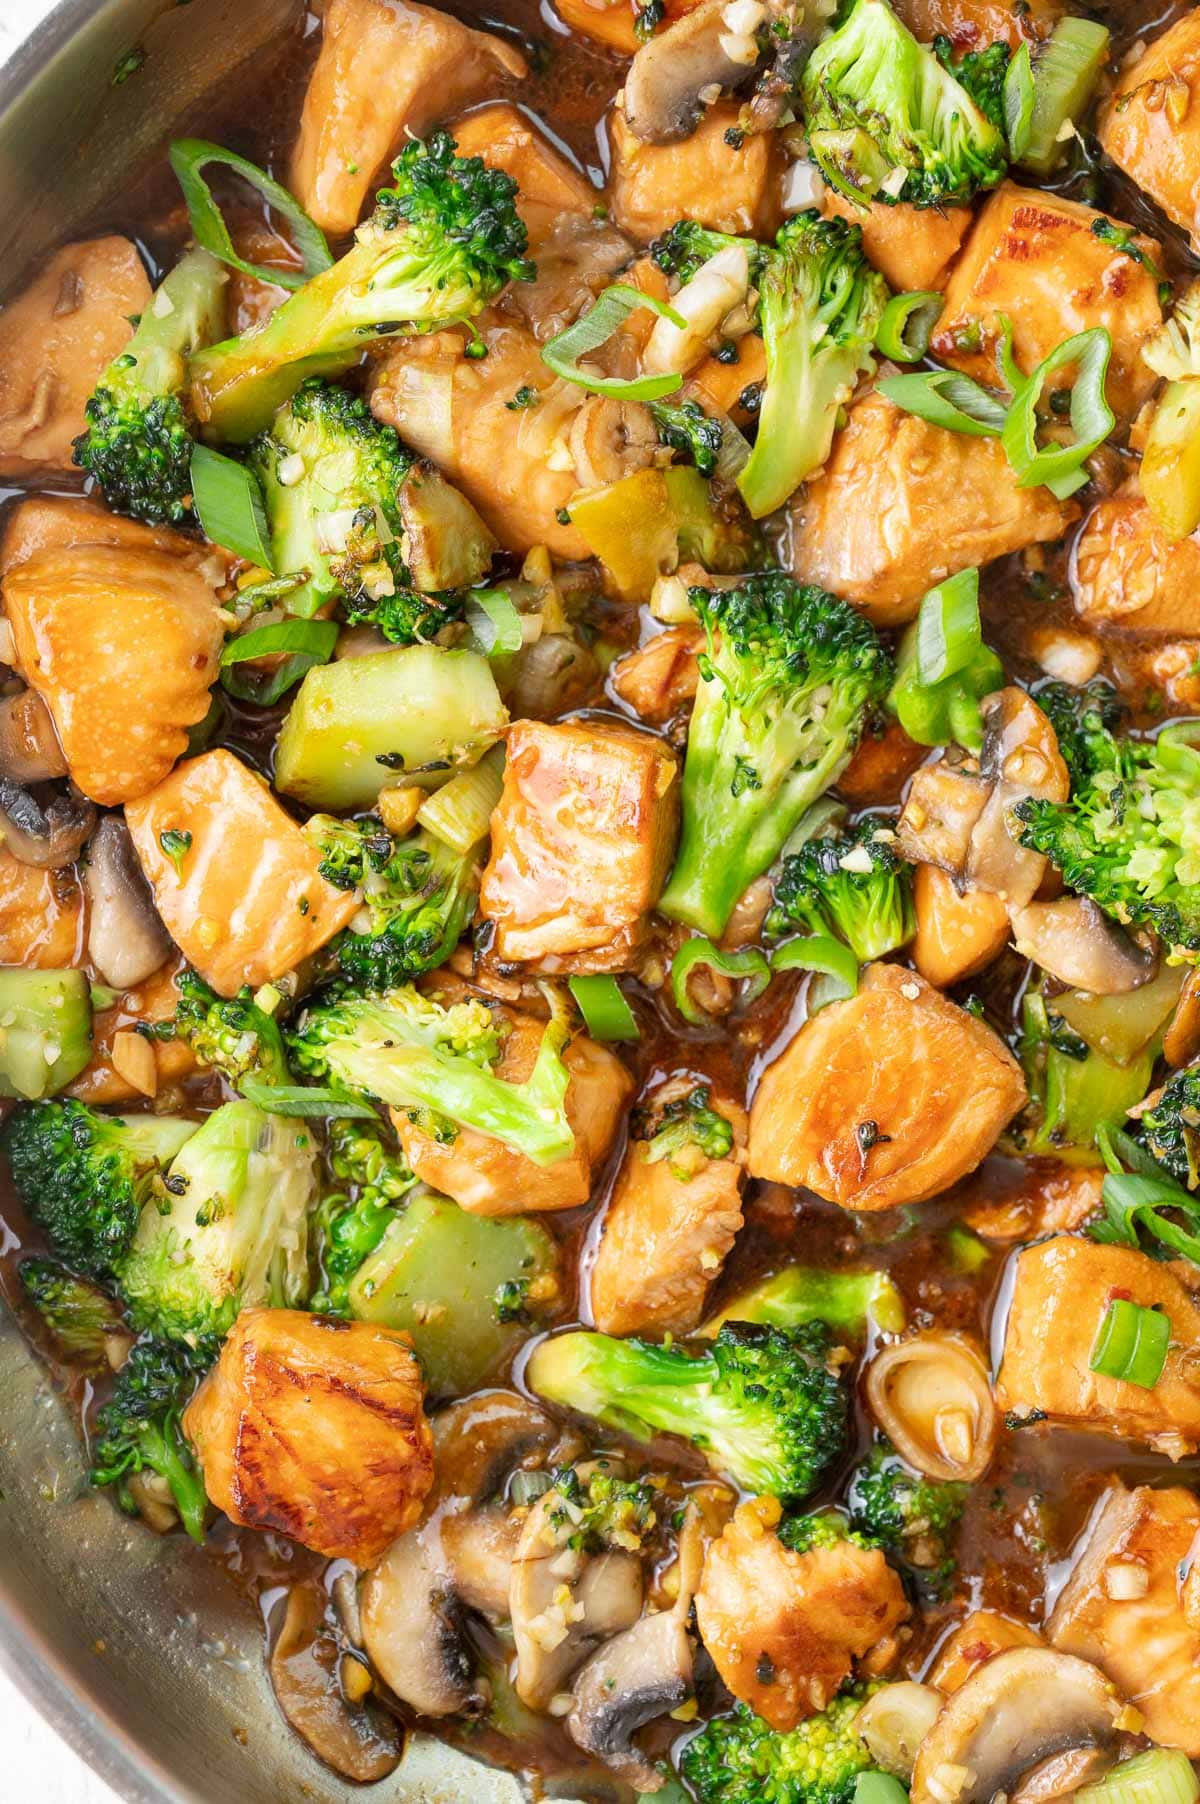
[[360, 1529, 483, 1719], [269, 1581, 403, 1783]]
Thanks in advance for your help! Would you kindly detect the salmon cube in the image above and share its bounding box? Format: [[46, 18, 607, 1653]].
[[0, 493, 211, 578], [124, 749, 361, 995], [748, 962, 1026, 1210], [479, 719, 679, 970], [821, 191, 970, 292], [1100, 13, 1200, 250], [911, 865, 1010, 989], [610, 626, 703, 728], [959, 1160, 1102, 1244], [1072, 495, 1200, 639], [608, 103, 779, 243], [995, 1237, 1200, 1456], [0, 852, 83, 970], [892, 0, 1060, 51]]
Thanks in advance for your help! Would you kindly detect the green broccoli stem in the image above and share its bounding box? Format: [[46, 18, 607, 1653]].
[[115, 248, 229, 406], [135, 1417, 209, 1544]]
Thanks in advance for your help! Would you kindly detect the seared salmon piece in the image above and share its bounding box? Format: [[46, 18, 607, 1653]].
[[124, 749, 360, 996], [391, 1005, 633, 1214], [1047, 1482, 1200, 1755], [1100, 12, 1200, 250], [0, 493, 210, 577], [0, 237, 150, 476], [184, 1308, 434, 1565], [590, 1079, 748, 1337], [911, 865, 1010, 989], [2, 543, 223, 806], [892, 0, 1059, 50], [552, 0, 700, 52], [610, 627, 704, 728], [67, 961, 197, 1105], [790, 392, 1075, 627], [928, 1610, 1043, 1694], [479, 719, 679, 970], [608, 103, 779, 242], [821, 191, 970, 292], [996, 1237, 1200, 1456], [696, 1502, 909, 1730], [289, 0, 526, 235], [748, 962, 1026, 1210], [0, 852, 83, 969], [959, 1160, 1102, 1244], [1072, 495, 1200, 639], [931, 184, 1163, 418]]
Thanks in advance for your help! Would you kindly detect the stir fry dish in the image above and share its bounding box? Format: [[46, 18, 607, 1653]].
[[4, 0, 1200, 1796]]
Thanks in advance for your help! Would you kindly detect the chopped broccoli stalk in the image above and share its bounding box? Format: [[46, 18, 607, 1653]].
[[547, 1463, 658, 1553], [1016, 988, 1154, 1163], [703, 1264, 906, 1338], [0, 967, 93, 1102], [18, 1258, 127, 1369], [737, 211, 889, 520], [165, 968, 292, 1092], [2, 1102, 197, 1278], [768, 821, 915, 963], [649, 398, 725, 477], [189, 133, 532, 440], [632, 1083, 734, 1181], [801, 0, 1008, 208], [311, 1115, 417, 1314], [89, 1337, 209, 1542], [849, 1439, 965, 1599], [117, 1099, 316, 1343], [1015, 720, 1200, 959], [681, 1686, 881, 1804], [1139, 1065, 1200, 1192], [74, 247, 227, 524], [288, 982, 577, 1167], [527, 1321, 847, 1501], [658, 575, 892, 938], [933, 37, 1010, 130]]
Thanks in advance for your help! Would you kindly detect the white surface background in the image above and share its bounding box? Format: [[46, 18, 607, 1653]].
[[0, 0, 129, 1793]]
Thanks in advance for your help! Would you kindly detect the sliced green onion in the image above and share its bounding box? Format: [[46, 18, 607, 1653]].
[[671, 938, 770, 1027], [915, 568, 982, 684], [1003, 42, 1036, 160], [1077, 1749, 1200, 1804], [1020, 18, 1111, 176], [1089, 1298, 1170, 1389], [168, 138, 332, 290], [1001, 327, 1114, 499], [770, 934, 858, 1011], [239, 1079, 377, 1120], [854, 1775, 910, 1804], [568, 975, 640, 1042], [875, 291, 942, 364], [779, 796, 847, 861], [233, 571, 310, 615], [541, 283, 686, 401], [465, 589, 524, 656], [416, 745, 505, 853], [877, 369, 1008, 437], [191, 444, 274, 568], [219, 617, 338, 705]]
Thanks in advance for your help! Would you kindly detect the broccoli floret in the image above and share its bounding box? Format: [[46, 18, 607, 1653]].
[[2, 1102, 198, 1278], [74, 247, 227, 523], [527, 1321, 847, 1501], [311, 1115, 416, 1314], [658, 575, 892, 938], [704, 1265, 906, 1338], [768, 820, 915, 963], [288, 982, 577, 1167], [1032, 680, 1125, 787], [681, 1686, 880, 1804], [933, 36, 1010, 130], [190, 133, 532, 441], [649, 398, 726, 477], [161, 968, 292, 1093], [1015, 724, 1200, 959], [116, 1099, 316, 1343], [849, 1440, 965, 1599], [18, 1258, 128, 1369], [89, 1337, 209, 1542], [801, 0, 1008, 208], [1139, 1065, 1200, 1191], [631, 1083, 734, 1181], [650, 222, 765, 288], [1014, 987, 1153, 1163], [547, 1463, 659, 1553], [737, 211, 890, 520], [777, 1509, 874, 1555]]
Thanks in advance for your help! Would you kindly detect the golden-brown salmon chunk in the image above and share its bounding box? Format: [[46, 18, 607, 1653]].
[[1072, 495, 1200, 639], [391, 1005, 633, 1214], [479, 719, 679, 970], [184, 1308, 435, 1565], [0, 237, 150, 476], [696, 1502, 909, 1730], [928, 1611, 1042, 1694], [931, 185, 1163, 417], [790, 393, 1075, 626], [0, 853, 83, 969], [125, 749, 360, 995], [959, 1160, 1102, 1245], [0, 493, 210, 578], [996, 1238, 1200, 1456], [911, 865, 1010, 990], [289, 0, 526, 235], [2, 544, 223, 806], [608, 104, 778, 242], [1100, 13, 1200, 250], [610, 626, 703, 728], [892, 0, 1058, 50], [821, 192, 970, 292], [748, 963, 1026, 1210], [590, 1078, 748, 1337]]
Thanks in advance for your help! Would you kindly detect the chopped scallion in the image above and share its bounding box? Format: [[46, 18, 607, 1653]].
[[190, 444, 275, 569], [671, 938, 770, 1027], [915, 567, 984, 685], [542, 283, 686, 401], [877, 368, 1008, 436], [465, 589, 524, 657], [416, 746, 505, 854], [769, 934, 858, 1010], [1001, 325, 1114, 498], [168, 138, 332, 290], [1003, 42, 1035, 160], [1089, 1297, 1170, 1389], [875, 290, 942, 364], [1077, 1749, 1200, 1804], [568, 975, 640, 1042]]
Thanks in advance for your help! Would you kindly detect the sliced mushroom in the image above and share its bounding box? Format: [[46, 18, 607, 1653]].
[[1010, 898, 1158, 996], [623, 0, 760, 144], [269, 1583, 403, 1783], [569, 396, 659, 489], [0, 778, 95, 868], [910, 1648, 1124, 1804], [897, 763, 992, 877], [360, 1529, 483, 1718], [84, 815, 172, 990], [865, 1334, 998, 1483], [510, 1488, 644, 1710], [0, 687, 66, 782], [1010, 1746, 1117, 1804], [856, 1682, 943, 1781], [967, 688, 1070, 909]]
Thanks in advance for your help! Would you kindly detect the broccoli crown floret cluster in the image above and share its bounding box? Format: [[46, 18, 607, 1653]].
[[848, 1439, 965, 1597], [1015, 723, 1200, 957], [649, 398, 727, 477], [632, 1083, 735, 1180], [341, 584, 466, 646], [548, 1463, 659, 1554], [933, 36, 1010, 130], [311, 1116, 416, 1313], [1033, 680, 1126, 788], [370, 129, 533, 289], [163, 968, 291, 1092], [19, 1257, 127, 1367], [318, 817, 483, 987], [801, 0, 1008, 208], [777, 1509, 875, 1555], [768, 819, 915, 963], [90, 1336, 209, 1543], [681, 1687, 879, 1804], [1139, 1065, 1200, 1191]]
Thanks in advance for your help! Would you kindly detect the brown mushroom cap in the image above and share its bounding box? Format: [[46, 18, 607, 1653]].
[[622, 0, 756, 143], [1010, 897, 1158, 996], [865, 1334, 998, 1483]]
